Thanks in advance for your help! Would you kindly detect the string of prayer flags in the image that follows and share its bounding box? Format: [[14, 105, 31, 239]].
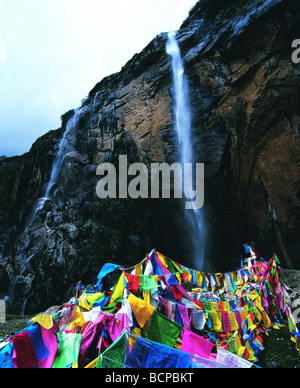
[[1, 245, 299, 368]]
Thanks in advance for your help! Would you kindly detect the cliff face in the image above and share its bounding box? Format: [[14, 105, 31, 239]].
[[1, 0, 300, 314]]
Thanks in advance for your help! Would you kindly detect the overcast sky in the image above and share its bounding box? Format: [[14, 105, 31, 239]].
[[0, 0, 197, 157]]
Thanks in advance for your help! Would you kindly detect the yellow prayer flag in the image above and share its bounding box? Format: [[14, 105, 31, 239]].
[[78, 292, 104, 311], [143, 292, 150, 305], [66, 306, 85, 331], [128, 293, 155, 328], [235, 273, 243, 286], [31, 314, 53, 330], [78, 294, 91, 311], [246, 341, 256, 362], [211, 310, 223, 332], [111, 273, 125, 301], [135, 263, 142, 276], [247, 315, 257, 331], [215, 274, 222, 287], [157, 253, 168, 268], [74, 308, 85, 328], [228, 312, 239, 331], [240, 310, 248, 323], [236, 288, 242, 297], [195, 271, 203, 287], [129, 328, 142, 349], [175, 272, 182, 285], [253, 295, 263, 310], [260, 309, 272, 329], [85, 292, 104, 306], [223, 301, 230, 312], [290, 335, 298, 348], [234, 331, 242, 351], [152, 275, 159, 284]]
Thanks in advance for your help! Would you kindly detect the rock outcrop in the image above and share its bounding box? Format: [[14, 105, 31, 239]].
[[0, 0, 300, 314]]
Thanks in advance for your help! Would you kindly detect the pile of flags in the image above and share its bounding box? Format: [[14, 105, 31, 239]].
[[0, 245, 299, 368]]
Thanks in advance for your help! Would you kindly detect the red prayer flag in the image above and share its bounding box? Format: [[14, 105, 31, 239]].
[[125, 273, 140, 294], [12, 331, 40, 368]]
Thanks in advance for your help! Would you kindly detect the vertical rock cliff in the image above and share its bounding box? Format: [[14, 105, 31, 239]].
[[0, 0, 300, 314]]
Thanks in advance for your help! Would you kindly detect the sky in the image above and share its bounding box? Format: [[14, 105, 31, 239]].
[[0, 0, 197, 157]]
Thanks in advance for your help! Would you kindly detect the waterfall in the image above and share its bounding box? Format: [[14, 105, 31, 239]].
[[25, 102, 85, 232], [44, 107, 81, 199], [166, 30, 206, 268]]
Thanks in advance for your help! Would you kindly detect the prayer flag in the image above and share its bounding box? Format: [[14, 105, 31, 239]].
[[12, 331, 40, 368], [128, 293, 155, 328], [96, 331, 128, 368], [147, 311, 182, 348], [181, 329, 213, 359], [52, 333, 82, 369]]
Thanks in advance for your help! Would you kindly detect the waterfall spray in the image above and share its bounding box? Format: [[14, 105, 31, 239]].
[[166, 30, 206, 268], [44, 107, 81, 199], [24, 104, 84, 232]]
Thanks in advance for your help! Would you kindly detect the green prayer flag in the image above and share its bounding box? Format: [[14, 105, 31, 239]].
[[96, 331, 128, 368], [164, 260, 177, 274], [102, 299, 122, 314], [146, 311, 182, 348], [52, 333, 82, 369], [228, 337, 238, 356], [139, 275, 158, 292], [172, 261, 184, 274], [52, 312, 61, 326]]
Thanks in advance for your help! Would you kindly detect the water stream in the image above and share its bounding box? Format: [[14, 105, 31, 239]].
[[24, 103, 85, 232], [166, 30, 206, 268]]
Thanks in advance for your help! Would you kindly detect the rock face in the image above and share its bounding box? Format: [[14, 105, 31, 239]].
[[0, 0, 300, 314]]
